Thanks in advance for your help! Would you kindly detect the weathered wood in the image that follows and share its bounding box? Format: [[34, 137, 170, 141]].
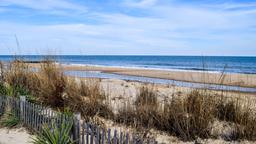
[[82, 122, 85, 144], [120, 132, 123, 144], [28, 102, 31, 126], [125, 133, 129, 144], [90, 124, 93, 144], [38, 105, 42, 131], [102, 128, 105, 144], [20, 96, 26, 121], [25, 101, 28, 125], [45, 108, 48, 126], [108, 129, 111, 144], [114, 130, 117, 144], [35, 104, 38, 130], [74, 113, 81, 144], [86, 123, 89, 144], [32, 103, 35, 130]]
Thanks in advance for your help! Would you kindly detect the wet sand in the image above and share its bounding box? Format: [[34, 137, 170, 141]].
[[61, 64, 256, 88]]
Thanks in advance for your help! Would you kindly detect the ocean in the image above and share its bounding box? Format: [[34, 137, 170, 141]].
[[0, 55, 255, 74]]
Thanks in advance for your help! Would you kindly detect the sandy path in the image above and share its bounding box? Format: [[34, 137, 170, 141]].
[[0, 128, 32, 144]]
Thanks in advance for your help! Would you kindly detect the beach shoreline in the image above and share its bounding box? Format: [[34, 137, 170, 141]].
[[57, 64, 256, 88]]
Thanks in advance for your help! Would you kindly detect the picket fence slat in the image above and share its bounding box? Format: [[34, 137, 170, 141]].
[[120, 132, 122, 144], [114, 130, 117, 144], [90, 124, 93, 144], [102, 128, 105, 144], [82, 122, 85, 144], [85, 123, 89, 144], [126, 133, 129, 144], [107, 129, 110, 144]]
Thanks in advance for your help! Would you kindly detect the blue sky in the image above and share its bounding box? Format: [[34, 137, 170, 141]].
[[0, 0, 255, 55]]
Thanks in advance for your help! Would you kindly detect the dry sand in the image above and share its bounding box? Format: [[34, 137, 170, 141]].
[[0, 128, 32, 144]]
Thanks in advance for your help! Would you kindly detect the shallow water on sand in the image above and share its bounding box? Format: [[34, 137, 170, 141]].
[[65, 70, 256, 93]]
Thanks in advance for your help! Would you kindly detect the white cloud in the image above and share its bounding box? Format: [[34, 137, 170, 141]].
[[204, 2, 256, 10], [0, 0, 255, 55], [123, 0, 158, 8], [0, 0, 87, 13]]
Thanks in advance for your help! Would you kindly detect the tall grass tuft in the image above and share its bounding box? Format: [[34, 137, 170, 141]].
[[170, 91, 215, 140], [37, 61, 66, 107], [0, 61, 4, 83], [116, 85, 160, 128], [135, 85, 158, 106], [215, 97, 256, 141], [5, 61, 32, 96], [65, 79, 113, 119]]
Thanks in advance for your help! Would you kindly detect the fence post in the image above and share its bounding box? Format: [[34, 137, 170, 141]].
[[20, 96, 26, 121], [73, 112, 81, 144]]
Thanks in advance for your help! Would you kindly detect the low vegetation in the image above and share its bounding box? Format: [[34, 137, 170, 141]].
[[117, 86, 256, 141], [32, 120, 74, 144], [0, 112, 20, 128], [65, 79, 113, 119], [117, 89, 216, 141]]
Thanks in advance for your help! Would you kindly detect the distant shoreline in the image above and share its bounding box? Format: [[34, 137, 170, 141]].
[[20, 60, 256, 75], [1, 55, 256, 74], [56, 63, 256, 89]]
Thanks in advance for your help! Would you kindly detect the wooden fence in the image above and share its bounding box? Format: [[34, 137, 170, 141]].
[[0, 95, 157, 144]]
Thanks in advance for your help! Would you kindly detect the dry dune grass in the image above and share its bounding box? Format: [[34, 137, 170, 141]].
[[1, 60, 113, 119], [37, 61, 67, 107], [117, 88, 216, 141], [116, 86, 256, 141], [0, 59, 255, 142], [65, 78, 113, 119]]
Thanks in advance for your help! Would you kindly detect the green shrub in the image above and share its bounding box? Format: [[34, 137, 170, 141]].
[[32, 120, 74, 144], [0, 112, 20, 128], [0, 82, 7, 95], [13, 85, 30, 96]]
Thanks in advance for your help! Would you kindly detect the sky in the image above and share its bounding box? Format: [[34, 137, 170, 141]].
[[0, 0, 255, 56]]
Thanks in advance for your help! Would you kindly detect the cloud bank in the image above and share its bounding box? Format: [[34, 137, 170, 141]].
[[0, 0, 255, 55]]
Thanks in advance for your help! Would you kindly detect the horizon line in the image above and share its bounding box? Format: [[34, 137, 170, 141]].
[[0, 54, 256, 57]]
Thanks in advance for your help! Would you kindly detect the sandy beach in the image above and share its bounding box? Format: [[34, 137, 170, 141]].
[[0, 128, 32, 144]]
